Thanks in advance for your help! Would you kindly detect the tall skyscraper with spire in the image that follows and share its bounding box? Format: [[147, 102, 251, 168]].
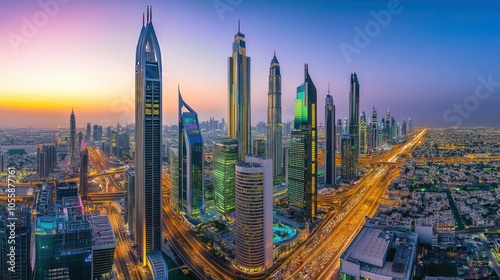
[[288, 64, 317, 219], [70, 108, 76, 167], [134, 6, 163, 267], [266, 51, 282, 178], [228, 21, 251, 160], [325, 84, 336, 185], [348, 73, 360, 177], [177, 89, 205, 217]]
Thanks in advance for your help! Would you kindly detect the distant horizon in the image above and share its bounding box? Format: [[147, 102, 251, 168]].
[[1, 1, 499, 127]]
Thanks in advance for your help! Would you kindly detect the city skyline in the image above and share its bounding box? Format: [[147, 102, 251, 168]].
[[2, 1, 500, 127]]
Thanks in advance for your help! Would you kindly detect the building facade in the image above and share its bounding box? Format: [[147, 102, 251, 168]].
[[177, 91, 205, 216], [348, 73, 360, 177], [213, 139, 239, 215], [234, 156, 273, 273], [288, 64, 318, 219], [228, 22, 251, 160], [341, 134, 355, 181], [325, 87, 336, 185], [266, 51, 283, 177], [134, 6, 163, 266]]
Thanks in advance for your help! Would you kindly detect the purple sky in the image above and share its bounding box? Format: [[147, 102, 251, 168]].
[[1, 0, 499, 127]]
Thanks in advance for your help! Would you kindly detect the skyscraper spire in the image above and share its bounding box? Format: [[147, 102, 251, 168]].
[[238, 20, 240, 33], [266, 51, 282, 177], [143, 12, 145, 26], [328, 82, 331, 96]]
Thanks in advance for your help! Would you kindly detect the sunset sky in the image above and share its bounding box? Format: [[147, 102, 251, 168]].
[[1, 0, 499, 127]]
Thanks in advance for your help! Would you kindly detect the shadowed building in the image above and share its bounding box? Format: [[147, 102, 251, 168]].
[[348, 73, 360, 177], [325, 84, 336, 185]]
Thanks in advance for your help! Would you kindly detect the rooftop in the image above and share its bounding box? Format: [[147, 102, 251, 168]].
[[91, 215, 116, 250], [342, 223, 418, 279]]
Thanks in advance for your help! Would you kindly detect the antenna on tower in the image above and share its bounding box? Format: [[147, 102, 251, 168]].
[[238, 20, 240, 33], [328, 82, 330, 95], [143, 12, 145, 26], [150, 6, 152, 21]]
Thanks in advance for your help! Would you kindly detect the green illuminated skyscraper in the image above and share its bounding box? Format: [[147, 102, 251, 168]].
[[288, 64, 317, 219], [213, 138, 239, 215]]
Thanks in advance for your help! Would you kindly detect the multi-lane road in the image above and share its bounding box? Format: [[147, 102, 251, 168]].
[[270, 129, 427, 280]]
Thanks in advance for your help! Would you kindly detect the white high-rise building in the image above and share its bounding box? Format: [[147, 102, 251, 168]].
[[234, 156, 273, 273]]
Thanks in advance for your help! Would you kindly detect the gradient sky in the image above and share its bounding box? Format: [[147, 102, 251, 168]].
[[1, 0, 499, 128]]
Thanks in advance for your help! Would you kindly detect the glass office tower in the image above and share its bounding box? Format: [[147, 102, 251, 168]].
[[288, 64, 318, 219], [178, 91, 205, 216]]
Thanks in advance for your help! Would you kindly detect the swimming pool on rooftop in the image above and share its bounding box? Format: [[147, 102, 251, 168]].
[[273, 223, 297, 244]]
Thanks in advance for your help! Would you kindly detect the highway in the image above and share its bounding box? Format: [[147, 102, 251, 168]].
[[270, 128, 427, 280]]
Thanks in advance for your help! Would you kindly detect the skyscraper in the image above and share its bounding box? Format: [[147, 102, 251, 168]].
[[177, 90, 205, 216], [0, 150, 5, 172], [234, 156, 273, 272], [70, 108, 76, 166], [385, 108, 391, 140], [266, 51, 282, 177], [288, 64, 317, 219], [86, 123, 91, 140], [36, 143, 57, 180], [213, 139, 239, 215], [0, 205, 31, 280], [134, 6, 162, 266], [336, 119, 342, 154], [228, 21, 251, 160], [125, 168, 136, 243], [402, 119, 407, 137], [341, 134, 354, 181], [369, 106, 378, 151], [80, 143, 89, 201], [252, 138, 266, 157], [359, 111, 367, 155], [169, 147, 180, 212], [348, 73, 359, 176], [325, 84, 336, 185], [343, 117, 349, 135], [34, 196, 92, 280]]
